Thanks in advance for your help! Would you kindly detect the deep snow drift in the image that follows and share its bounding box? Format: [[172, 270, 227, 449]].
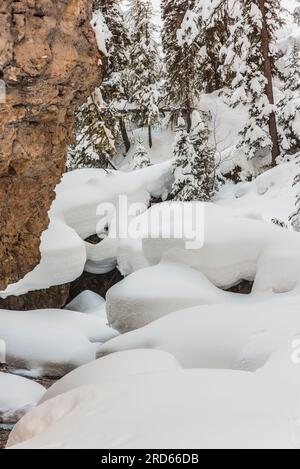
[[99, 296, 300, 371], [0, 305, 118, 376], [7, 348, 300, 450]]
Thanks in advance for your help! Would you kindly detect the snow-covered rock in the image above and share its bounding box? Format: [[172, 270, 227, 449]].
[[7, 366, 300, 449], [118, 201, 300, 295], [107, 260, 243, 332], [0, 373, 45, 424], [99, 295, 300, 371], [40, 350, 181, 404], [0, 308, 117, 376], [0, 163, 173, 298]]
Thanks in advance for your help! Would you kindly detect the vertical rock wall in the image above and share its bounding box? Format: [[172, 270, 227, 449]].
[[0, 0, 101, 290]]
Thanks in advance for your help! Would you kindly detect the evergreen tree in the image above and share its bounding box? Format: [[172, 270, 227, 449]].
[[171, 114, 216, 201], [190, 111, 216, 200], [162, 0, 201, 131], [95, 0, 132, 153], [294, 5, 300, 27], [192, 0, 231, 93], [68, 90, 117, 170], [95, 0, 130, 106], [278, 40, 300, 155], [132, 140, 151, 170], [127, 0, 161, 148], [222, 0, 284, 165], [289, 152, 300, 231]]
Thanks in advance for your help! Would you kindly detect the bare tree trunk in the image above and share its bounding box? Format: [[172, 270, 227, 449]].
[[258, 0, 280, 166], [0, 0, 100, 290], [148, 125, 153, 148], [186, 109, 192, 133], [119, 117, 131, 153]]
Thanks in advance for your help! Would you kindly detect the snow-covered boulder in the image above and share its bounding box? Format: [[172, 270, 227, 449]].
[[99, 294, 300, 371], [40, 350, 181, 404], [107, 260, 242, 332], [0, 163, 172, 298], [0, 373, 45, 424], [119, 201, 300, 295], [7, 367, 300, 449], [0, 308, 117, 376]]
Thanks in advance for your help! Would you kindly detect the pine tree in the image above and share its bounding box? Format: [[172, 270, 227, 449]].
[[95, 0, 130, 105], [294, 5, 300, 27], [278, 40, 300, 155], [190, 111, 216, 200], [193, 0, 231, 93], [201, 0, 231, 93], [127, 0, 161, 148], [171, 114, 215, 201], [162, 0, 201, 131], [68, 90, 117, 170], [95, 0, 132, 153], [222, 0, 284, 165], [289, 151, 300, 231], [132, 140, 151, 170]]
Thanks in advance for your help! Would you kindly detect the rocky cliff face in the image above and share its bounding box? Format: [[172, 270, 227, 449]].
[[0, 0, 101, 290]]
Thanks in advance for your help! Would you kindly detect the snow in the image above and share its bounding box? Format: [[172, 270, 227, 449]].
[[216, 160, 298, 221], [65, 290, 105, 314], [99, 295, 300, 372], [0, 308, 117, 377], [106, 260, 243, 333], [116, 199, 300, 295], [0, 163, 173, 298], [7, 356, 300, 449], [0, 373, 45, 424], [91, 10, 110, 57], [40, 350, 181, 404], [0, 220, 86, 299]]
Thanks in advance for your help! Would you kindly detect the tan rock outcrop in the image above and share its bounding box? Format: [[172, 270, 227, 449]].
[[0, 0, 101, 290]]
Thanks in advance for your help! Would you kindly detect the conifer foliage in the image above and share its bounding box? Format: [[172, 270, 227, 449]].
[[68, 90, 117, 170], [278, 40, 300, 155], [161, 0, 201, 130], [95, 0, 130, 106], [127, 0, 161, 147], [222, 0, 283, 164], [171, 113, 216, 202], [132, 141, 152, 170]]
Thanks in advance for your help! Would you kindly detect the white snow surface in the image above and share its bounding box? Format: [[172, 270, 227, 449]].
[[0, 163, 173, 297], [65, 290, 105, 313], [40, 349, 181, 404], [116, 194, 300, 297], [7, 348, 300, 449], [0, 308, 117, 376], [99, 295, 300, 371], [106, 260, 244, 332], [0, 373, 45, 424]]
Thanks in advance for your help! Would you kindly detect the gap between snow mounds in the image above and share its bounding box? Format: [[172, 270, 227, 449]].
[[7, 346, 300, 450], [0, 163, 173, 299]]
